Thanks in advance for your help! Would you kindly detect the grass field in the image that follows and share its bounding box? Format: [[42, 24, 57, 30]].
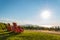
[[0, 30, 60, 40]]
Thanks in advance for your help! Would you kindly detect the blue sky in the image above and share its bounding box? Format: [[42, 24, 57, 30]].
[[0, 0, 60, 27]]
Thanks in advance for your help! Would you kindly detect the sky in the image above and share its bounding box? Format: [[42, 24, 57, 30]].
[[0, 0, 60, 27]]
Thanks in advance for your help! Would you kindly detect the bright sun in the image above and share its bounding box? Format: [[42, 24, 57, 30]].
[[41, 10, 51, 19]]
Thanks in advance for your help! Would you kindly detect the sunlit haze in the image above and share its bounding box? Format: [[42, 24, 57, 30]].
[[41, 10, 51, 19]]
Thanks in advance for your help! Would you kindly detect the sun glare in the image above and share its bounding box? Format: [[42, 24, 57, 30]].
[[41, 10, 51, 19]]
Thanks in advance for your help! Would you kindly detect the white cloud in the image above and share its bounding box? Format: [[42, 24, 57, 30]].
[[0, 18, 36, 25]]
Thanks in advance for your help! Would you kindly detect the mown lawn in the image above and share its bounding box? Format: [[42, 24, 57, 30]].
[[0, 30, 60, 40]]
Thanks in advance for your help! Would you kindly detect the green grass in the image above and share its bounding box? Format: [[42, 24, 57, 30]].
[[0, 30, 60, 40]]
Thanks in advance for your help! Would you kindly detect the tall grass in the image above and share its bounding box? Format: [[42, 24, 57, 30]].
[[0, 30, 60, 40]]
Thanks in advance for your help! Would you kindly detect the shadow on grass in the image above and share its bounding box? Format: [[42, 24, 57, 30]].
[[0, 32, 20, 40]]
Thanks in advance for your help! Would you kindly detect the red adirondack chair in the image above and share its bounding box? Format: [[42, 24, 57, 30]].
[[7, 22, 24, 33]]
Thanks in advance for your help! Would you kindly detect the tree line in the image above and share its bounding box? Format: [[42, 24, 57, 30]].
[[22, 25, 60, 31], [0, 22, 60, 31]]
